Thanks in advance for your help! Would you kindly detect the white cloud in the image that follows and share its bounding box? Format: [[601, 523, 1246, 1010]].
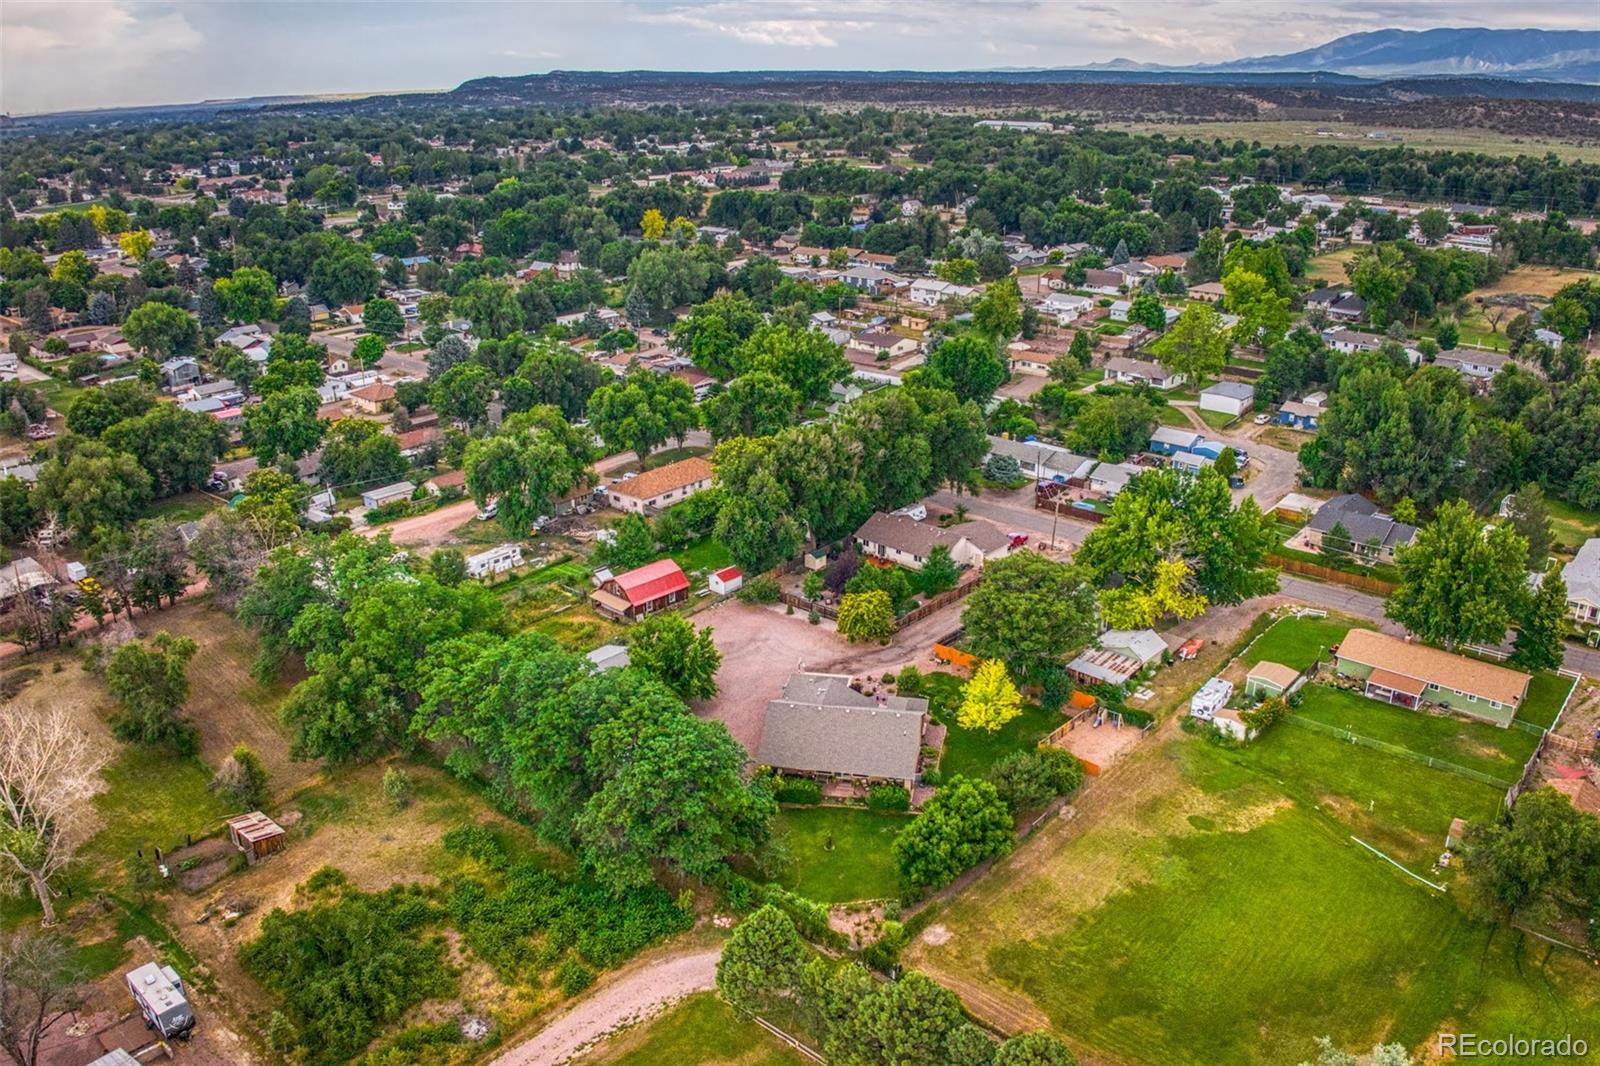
[[3, 1, 203, 112]]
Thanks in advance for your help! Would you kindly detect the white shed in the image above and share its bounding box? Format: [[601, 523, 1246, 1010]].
[[1199, 381, 1256, 417], [708, 566, 744, 596], [361, 481, 415, 509]]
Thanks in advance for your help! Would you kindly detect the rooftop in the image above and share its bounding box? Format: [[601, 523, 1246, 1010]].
[[855, 510, 1012, 558], [756, 673, 928, 782], [609, 457, 714, 501], [1335, 629, 1530, 706]]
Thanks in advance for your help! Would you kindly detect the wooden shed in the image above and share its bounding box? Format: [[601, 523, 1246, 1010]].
[[225, 811, 286, 865]]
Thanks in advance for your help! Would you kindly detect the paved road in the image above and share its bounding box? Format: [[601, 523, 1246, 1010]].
[[490, 946, 721, 1066], [1276, 574, 1600, 678], [595, 430, 712, 476]]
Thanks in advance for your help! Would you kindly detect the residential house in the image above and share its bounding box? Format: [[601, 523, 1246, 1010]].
[[848, 330, 919, 360], [1148, 426, 1207, 456], [838, 266, 897, 296], [466, 543, 523, 578], [1082, 269, 1126, 296], [1321, 328, 1421, 366], [1108, 299, 1133, 322], [908, 279, 977, 306], [755, 672, 931, 791], [606, 456, 714, 515], [589, 558, 690, 621], [1102, 356, 1185, 390], [1088, 461, 1141, 497], [1302, 494, 1417, 563], [0, 557, 55, 612], [1066, 628, 1164, 686], [1561, 538, 1600, 626], [1305, 288, 1367, 322], [1435, 349, 1511, 381], [853, 511, 1014, 571], [1188, 281, 1227, 304], [1276, 395, 1326, 431], [586, 644, 630, 671], [986, 436, 1095, 482], [671, 367, 717, 400], [424, 468, 466, 495], [399, 427, 444, 459], [1199, 380, 1255, 417], [1006, 342, 1053, 376], [360, 481, 415, 509], [159, 357, 202, 391], [1038, 291, 1093, 325], [1333, 628, 1530, 722], [347, 382, 395, 415]]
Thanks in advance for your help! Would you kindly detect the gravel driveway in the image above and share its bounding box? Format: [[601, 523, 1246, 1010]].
[[489, 947, 721, 1066]]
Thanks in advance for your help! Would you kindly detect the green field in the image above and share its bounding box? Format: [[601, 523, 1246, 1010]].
[[921, 672, 1062, 780], [1243, 614, 1367, 671], [582, 992, 808, 1065], [908, 698, 1600, 1064], [772, 806, 907, 903]]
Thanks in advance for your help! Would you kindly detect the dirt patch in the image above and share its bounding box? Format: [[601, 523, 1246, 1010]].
[[1473, 265, 1600, 301], [922, 923, 952, 946]]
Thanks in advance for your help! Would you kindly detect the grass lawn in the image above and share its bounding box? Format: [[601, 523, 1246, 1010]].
[[87, 746, 234, 870], [1291, 685, 1536, 784], [1546, 496, 1600, 552], [608, 445, 711, 477], [909, 724, 1599, 1066], [1307, 246, 1360, 284], [1196, 407, 1237, 431], [581, 992, 809, 1065], [1244, 614, 1368, 671], [921, 672, 1062, 780], [772, 806, 908, 903], [1154, 405, 1190, 427], [674, 536, 734, 574], [149, 492, 222, 523], [1517, 671, 1578, 731]]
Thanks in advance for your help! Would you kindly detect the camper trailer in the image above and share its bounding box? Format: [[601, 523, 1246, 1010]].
[[126, 962, 194, 1039]]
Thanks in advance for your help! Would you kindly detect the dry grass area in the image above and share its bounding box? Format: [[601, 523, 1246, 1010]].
[[1306, 246, 1359, 285], [1104, 119, 1600, 163], [1471, 264, 1600, 300]]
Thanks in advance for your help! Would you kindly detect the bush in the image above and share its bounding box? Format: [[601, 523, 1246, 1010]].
[[1035, 747, 1085, 797], [737, 574, 782, 604], [988, 751, 1057, 814], [382, 765, 415, 809], [774, 776, 822, 805], [757, 883, 844, 947], [808, 609, 821, 625], [556, 959, 596, 997], [868, 784, 911, 812], [895, 665, 925, 695], [210, 744, 270, 810], [440, 824, 508, 870]]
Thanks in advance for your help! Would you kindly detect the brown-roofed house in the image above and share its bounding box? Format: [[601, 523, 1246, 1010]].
[[607, 456, 714, 515], [425, 468, 467, 495], [1333, 628, 1530, 725], [348, 382, 396, 414], [756, 672, 930, 790], [853, 511, 1014, 571]]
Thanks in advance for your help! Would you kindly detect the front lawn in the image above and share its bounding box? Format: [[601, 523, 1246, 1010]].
[[1196, 408, 1237, 431], [772, 806, 908, 903], [1244, 615, 1368, 671], [921, 672, 1062, 781]]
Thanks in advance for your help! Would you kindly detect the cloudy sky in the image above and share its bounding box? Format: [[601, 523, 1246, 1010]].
[[2, 0, 1594, 115]]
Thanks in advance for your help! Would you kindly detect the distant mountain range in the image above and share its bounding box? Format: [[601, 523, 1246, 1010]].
[[1087, 28, 1600, 83]]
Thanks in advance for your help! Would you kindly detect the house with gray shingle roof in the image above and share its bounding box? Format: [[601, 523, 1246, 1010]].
[[1562, 538, 1600, 626], [1303, 494, 1417, 563], [853, 511, 1014, 571], [755, 673, 930, 789]]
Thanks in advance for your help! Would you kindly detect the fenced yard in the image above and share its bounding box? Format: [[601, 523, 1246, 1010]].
[[769, 806, 909, 903]]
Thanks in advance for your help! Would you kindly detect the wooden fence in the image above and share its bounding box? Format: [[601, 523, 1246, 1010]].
[[1268, 554, 1398, 595]]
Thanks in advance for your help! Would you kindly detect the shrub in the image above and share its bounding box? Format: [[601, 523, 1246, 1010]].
[[802, 571, 825, 601], [895, 665, 924, 695], [443, 747, 483, 780], [1036, 747, 1085, 797], [737, 574, 782, 604], [382, 765, 415, 809], [440, 824, 508, 870], [868, 784, 911, 812], [808, 609, 821, 625], [210, 744, 270, 810], [774, 776, 822, 805], [1241, 695, 1290, 733], [988, 751, 1057, 814], [556, 959, 596, 997]]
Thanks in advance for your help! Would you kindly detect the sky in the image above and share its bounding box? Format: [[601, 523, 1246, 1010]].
[[2, 0, 1596, 115]]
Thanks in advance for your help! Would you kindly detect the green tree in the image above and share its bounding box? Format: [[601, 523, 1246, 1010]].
[[920, 543, 959, 594], [701, 372, 799, 441], [431, 362, 495, 426], [736, 323, 850, 404], [105, 631, 198, 752], [857, 972, 967, 1065], [671, 291, 763, 380], [214, 266, 278, 324], [122, 301, 198, 357], [209, 743, 271, 810], [587, 369, 696, 459], [1512, 565, 1568, 671], [1067, 329, 1094, 369], [317, 419, 407, 486], [34, 441, 153, 542], [972, 276, 1023, 339], [243, 386, 324, 465], [1068, 394, 1157, 460], [928, 334, 1006, 404], [455, 278, 522, 340], [995, 1032, 1079, 1066], [1463, 787, 1600, 921], [1149, 302, 1228, 385], [1386, 500, 1530, 649], [961, 552, 1096, 681], [1346, 243, 1415, 328], [958, 659, 1023, 733], [893, 776, 1013, 888], [837, 589, 896, 644], [102, 404, 226, 496], [715, 905, 806, 1012], [1223, 267, 1292, 348], [1504, 483, 1554, 570], [362, 298, 405, 341], [603, 513, 658, 571], [1415, 207, 1451, 243], [352, 333, 387, 368], [626, 613, 721, 701], [463, 407, 595, 535], [119, 227, 155, 261], [65, 380, 154, 437]]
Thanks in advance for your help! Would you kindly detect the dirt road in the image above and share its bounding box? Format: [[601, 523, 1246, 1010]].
[[490, 946, 721, 1066], [359, 498, 478, 548]]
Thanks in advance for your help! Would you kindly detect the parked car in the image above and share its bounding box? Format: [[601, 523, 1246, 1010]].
[[1253, 413, 1270, 425]]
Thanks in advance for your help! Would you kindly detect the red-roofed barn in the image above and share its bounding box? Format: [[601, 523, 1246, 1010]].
[[590, 558, 690, 621]]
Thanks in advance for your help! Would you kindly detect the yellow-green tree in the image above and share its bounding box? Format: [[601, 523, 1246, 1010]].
[[641, 208, 667, 241], [1098, 558, 1207, 629], [958, 659, 1023, 733], [119, 228, 154, 262], [836, 589, 894, 644]]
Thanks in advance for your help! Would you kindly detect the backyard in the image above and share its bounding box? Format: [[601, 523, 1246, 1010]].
[[1241, 613, 1370, 671], [907, 719, 1600, 1066], [770, 806, 908, 903], [920, 671, 1064, 781]]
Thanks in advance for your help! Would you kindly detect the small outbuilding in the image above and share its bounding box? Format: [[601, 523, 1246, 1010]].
[[361, 481, 415, 509], [708, 566, 744, 596], [1245, 661, 1302, 701], [225, 811, 285, 865], [1198, 380, 1255, 417], [1189, 677, 1234, 720]]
